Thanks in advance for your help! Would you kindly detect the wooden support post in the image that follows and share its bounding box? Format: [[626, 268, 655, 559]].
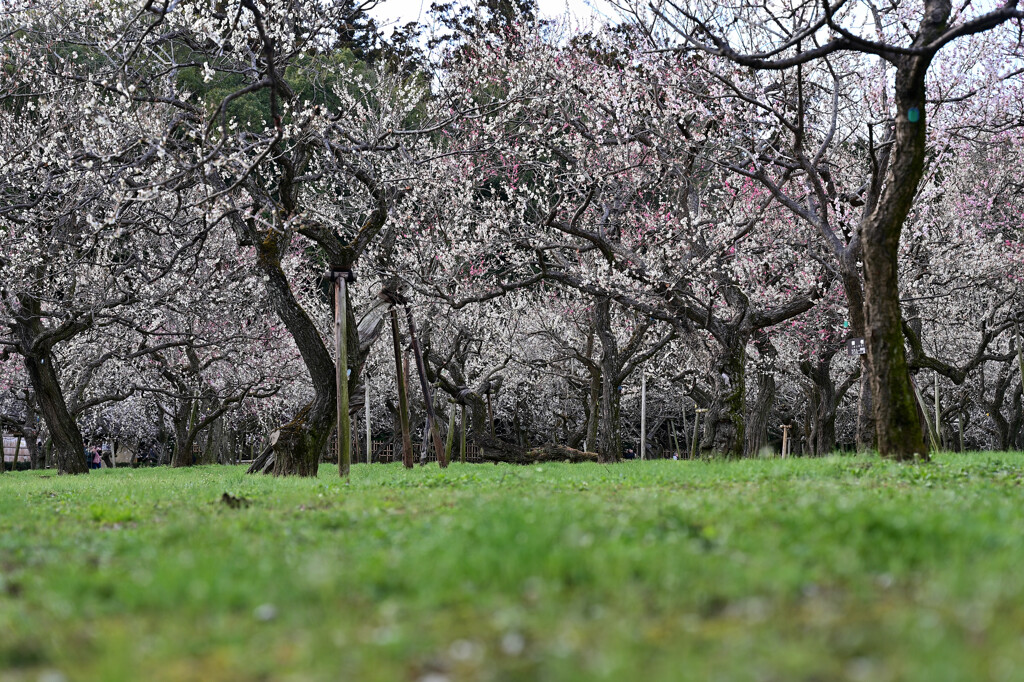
[[365, 378, 371, 464], [640, 369, 647, 461], [934, 371, 941, 451], [352, 415, 360, 464], [692, 409, 707, 460], [335, 276, 350, 478], [959, 411, 965, 452], [486, 392, 495, 439], [780, 424, 791, 458], [403, 305, 447, 467], [681, 398, 689, 458], [419, 415, 430, 465], [460, 404, 467, 463], [445, 401, 456, 464], [390, 307, 414, 469], [911, 376, 939, 454]]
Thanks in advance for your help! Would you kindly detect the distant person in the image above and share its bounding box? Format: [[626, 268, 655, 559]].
[[138, 443, 157, 465], [623, 447, 636, 460], [91, 445, 102, 469]]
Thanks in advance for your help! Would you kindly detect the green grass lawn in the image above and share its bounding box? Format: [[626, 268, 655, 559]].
[[3, 454, 1024, 681]]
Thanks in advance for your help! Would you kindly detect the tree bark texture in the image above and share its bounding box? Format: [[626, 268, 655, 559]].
[[707, 340, 746, 458], [861, 37, 941, 460], [253, 233, 337, 475], [22, 353, 87, 475], [744, 332, 776, 457], [13, 292, 88, 475], [392, 308, 414, 469]]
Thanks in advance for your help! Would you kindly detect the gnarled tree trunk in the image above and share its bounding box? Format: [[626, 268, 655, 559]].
[[707, 339, 747, 458], [21, 352, 86, 475], [250, 233, 338, 476], [744, 331, 776, 457]]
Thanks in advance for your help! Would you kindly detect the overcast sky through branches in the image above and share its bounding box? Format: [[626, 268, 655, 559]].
[[369, 0, 619, 33]]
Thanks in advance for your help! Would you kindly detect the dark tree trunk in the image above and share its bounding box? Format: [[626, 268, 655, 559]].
[[594, 298, 622, 462], [13, 292, 88, 475], [201, 417, 224, 465], [800, 352, 839, 456], [586, 369, 601, 451], [252, 233, 338, 476], [23, 391, 41, 470], [856, 368, 876, 452], [392, 309, 414, 468], [744, 332, 776, 457], [860, 42, 941, 460], [274, 406, 332, 476], [984, 367, 1013, 451], [477, 438, 598, 464], [404, 305, 447, 466], [708, 339, 746, 457], [817, 403, 837, 456], [596, 372, 621, 463], [839, 267, 877, 453], [465, 393, 490, 444], [171, 400, 196, 468], [1011, 383, 1023, 451], [23, 353, 87, 475]]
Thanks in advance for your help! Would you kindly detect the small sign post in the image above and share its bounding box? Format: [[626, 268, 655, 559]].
[[780, 424, 792, 458]]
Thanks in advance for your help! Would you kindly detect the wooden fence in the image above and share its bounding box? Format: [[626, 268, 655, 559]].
[[371, 441, 482, 463], [324, 434, 483, 463]]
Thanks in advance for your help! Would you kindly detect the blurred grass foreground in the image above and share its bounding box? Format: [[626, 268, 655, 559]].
[[3, 454, 1024, 681]]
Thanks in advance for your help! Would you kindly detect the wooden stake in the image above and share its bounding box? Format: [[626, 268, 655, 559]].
[[681, 398, 689, 458], [640, 369, 647, 461], [336, 277, 350, 478], [486, 392, 495, 439], [780, 424, 791, 458], [460, 404, 466, 463], [352, 415, 360, 463], [390, 307, 414, 469], [934, 371, 941, 451], [403, 305, 447, 467], [692, 408, 707, 460], [365, 377, 371, 464], [445, 401, 456, 463], [911, 376, 939, 453]]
